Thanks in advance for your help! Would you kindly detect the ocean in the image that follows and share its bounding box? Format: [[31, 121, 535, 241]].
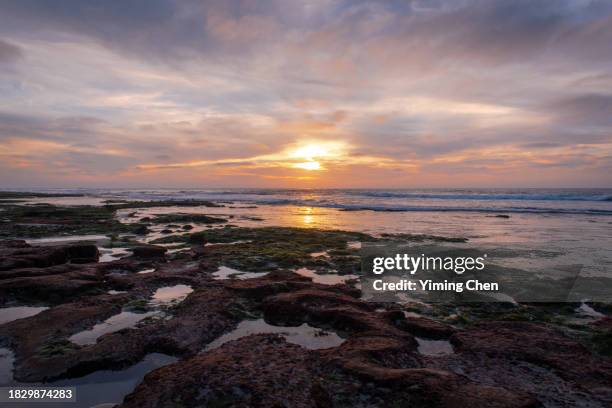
[[7, 188, 612, 280], [19, 187, 612, 215]]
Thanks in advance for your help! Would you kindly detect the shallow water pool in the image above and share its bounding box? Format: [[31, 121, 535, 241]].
[[204, 318, 345, 351], [0, 306, 48, 325]]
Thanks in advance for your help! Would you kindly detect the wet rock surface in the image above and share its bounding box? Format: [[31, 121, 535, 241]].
[[450, 321, 612, 389], [122, 334, 327, 408], [0, 240, 99, 271], [129, 245, 167, 259], [400, 316, 456, 339], [0, 226, 610, 407]]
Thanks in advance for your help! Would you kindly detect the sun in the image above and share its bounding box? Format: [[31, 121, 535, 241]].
[[293, 161, 321, 170], [288, 141, 346, 171]]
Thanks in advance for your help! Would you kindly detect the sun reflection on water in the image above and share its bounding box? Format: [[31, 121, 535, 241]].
[[301, 207, 314, 225]]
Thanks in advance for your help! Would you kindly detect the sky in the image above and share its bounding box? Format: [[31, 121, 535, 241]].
[[0, 0, 611, 189]]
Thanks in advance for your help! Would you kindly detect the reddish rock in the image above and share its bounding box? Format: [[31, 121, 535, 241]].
[[0, 263, 86, 280], [0, 235, 608, 407], [130, 245, 167, 258], [121, 332, 535, 408], [122, 334, 328, 408], [0, 242, 99, 272], [1, 286, 243, 382], [0, 239, 30, 249], [0, 294, 130, 381], [336, 360, 537, 407], [0, 268, 103, 304], [262, 288, 410, 339], [401, 316, 455, 339], [65, 244, 99, 263], [323, 334, 419, 369], [132, 224, 150, 235], [592, 316, 612, 330], [224, 270, 314, 299], [451, 321, 612, 389], [0, 245, 69, 271], [263, 288, 371, 314]]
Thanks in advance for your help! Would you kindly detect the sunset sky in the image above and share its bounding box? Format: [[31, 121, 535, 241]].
[[1, 0, 611, 188]]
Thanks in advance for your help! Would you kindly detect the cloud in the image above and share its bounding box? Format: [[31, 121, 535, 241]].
[[0, 39, 22, 64], [0, 1, 611, 187], [1, 1, 608, 71], [550, 93, 612, 127]]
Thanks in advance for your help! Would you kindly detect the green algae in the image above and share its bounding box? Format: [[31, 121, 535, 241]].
[[123, 299, 150, 313], [149, 213, 227, 224], [103, 200, 223, 210], [38, 339, 79, 357], [0, 198, 227, 238], [191, 226, 376, 271], [0, 203, 150, 238], [190, 225, 374, 246]]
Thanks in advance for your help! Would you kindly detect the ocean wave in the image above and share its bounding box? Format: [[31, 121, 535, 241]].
[[335, 206, 612, 215], [27, 188, 612, 215], [347, 191, 612, 202], [79, 188, 612, 203], [249, 198, 612, 215]]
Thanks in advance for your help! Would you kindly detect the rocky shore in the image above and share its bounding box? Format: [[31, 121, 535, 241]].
[[0, 197, 611, 407]]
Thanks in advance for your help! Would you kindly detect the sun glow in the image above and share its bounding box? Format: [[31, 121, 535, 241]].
[[288, 141, 347, 171], [137, 140, 353, 176], [290, 142, 345, 159], [293, 161, 322, 170]]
